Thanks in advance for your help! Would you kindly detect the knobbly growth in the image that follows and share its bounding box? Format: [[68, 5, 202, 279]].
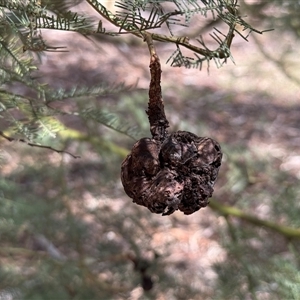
[[121, 34, 222, 215]]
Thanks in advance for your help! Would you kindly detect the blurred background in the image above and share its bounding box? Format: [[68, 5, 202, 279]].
[[1, 0, 300, 299]]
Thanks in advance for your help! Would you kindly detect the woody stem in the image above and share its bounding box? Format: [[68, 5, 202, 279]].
[[143, 32, 169, 142]]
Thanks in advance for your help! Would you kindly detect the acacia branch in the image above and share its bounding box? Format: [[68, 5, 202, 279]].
[[209, 200, 300, 239], [86, 0, 238, 61], [0, 131, 80, 159]]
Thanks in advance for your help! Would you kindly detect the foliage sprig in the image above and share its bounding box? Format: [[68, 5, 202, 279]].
[[0, 0, 269, 151]]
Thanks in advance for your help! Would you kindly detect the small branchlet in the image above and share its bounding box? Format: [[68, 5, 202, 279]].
[[0, 131, 80, 159]]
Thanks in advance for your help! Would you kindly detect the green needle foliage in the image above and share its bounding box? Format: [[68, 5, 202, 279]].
[[0, 0, 267, 144]]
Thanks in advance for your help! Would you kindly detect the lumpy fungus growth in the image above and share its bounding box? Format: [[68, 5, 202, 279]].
[[121, 33, 222, 216]]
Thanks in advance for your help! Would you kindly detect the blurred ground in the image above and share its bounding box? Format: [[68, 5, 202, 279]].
[[1, 3, 300, 299]]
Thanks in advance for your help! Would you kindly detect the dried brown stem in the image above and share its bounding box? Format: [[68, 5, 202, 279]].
[[144, 32, 169, 142]]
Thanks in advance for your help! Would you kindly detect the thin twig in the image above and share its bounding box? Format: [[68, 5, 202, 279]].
[[143, 31, 156, 57], [86, 0, 236, 61], [0, 131, 80, 159]]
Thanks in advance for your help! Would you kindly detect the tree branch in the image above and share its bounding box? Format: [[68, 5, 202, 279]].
[[209, 200, 300, 239], [0, 131, 80, 159]]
